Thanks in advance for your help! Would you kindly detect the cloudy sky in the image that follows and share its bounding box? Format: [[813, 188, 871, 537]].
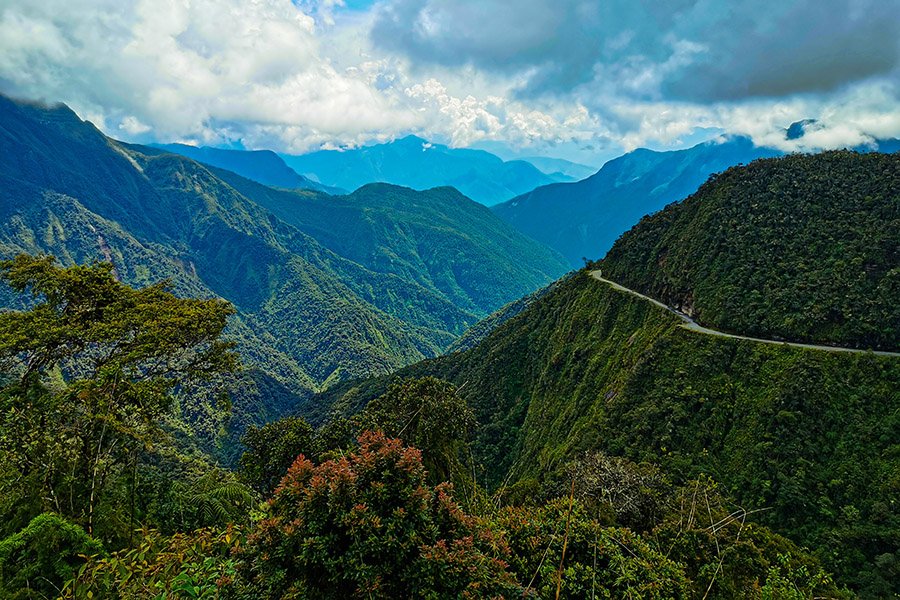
[[1, 0, 898, 165]]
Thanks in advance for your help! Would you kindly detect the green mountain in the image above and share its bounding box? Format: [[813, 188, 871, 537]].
[[209, 173, 569, 316], [281, 135, 567, 206], [493, 136, 783, 267], [600, 151, 899, 351], [0, 94, 568, 413], [316, 152, 900, 594], [152, 143, 345, 194]]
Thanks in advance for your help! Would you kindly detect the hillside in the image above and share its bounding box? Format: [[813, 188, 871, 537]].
[[492, 136, 782, 266], [0, 95, 568, 424], [281, 135, 566, 205], [152, 143, 343, 194], [600, 151, 900, 350], [209, 172, 570, 315], [318, 270, 899, 595], [315, 154, 900, 594]]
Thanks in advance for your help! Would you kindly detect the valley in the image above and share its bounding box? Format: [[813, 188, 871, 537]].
[[0, 13, 897, 593]]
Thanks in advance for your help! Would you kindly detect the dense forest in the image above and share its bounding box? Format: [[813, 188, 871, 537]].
[[599, 151, 900, 350], [0, 94, 897, 598], [316, 270, 899, 595], [0, 257, 851, 598]]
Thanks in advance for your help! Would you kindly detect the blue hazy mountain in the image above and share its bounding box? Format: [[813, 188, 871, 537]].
[[152, 143, 344, 194], [492, 136, 783, 267], [280, 135, 568, 205], [518, 156, 597, 181]]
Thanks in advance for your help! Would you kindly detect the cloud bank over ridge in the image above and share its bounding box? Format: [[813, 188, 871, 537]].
[[1, 0, 897, 162]]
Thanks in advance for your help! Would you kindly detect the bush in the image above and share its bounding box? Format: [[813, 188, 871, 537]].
[[0, 513, 103, 599], [62, 526, 241, 599], [236, 430, 521, 598]]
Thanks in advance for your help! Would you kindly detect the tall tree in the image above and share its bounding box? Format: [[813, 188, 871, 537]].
[[0, 254, 238, 539]]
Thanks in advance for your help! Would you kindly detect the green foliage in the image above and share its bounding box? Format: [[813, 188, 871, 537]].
[[322, 270, 899, 594], [649, 476, 850, 599], [63, 526, 242, 599], [488, 500, 690, 599], [239, 417, 316, 494], [236, 431, 522, 599], [600, 151, 900, 350], [759, 554, 839, 600], [0, 513, 103, 599], [0, 254, 238, 542], [361, 377, 475, 484]]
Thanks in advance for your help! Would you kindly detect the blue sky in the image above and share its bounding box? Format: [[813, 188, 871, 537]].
[[1, 0, 897, 165]]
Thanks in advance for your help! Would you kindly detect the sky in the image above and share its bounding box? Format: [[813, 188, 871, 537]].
[[1, 0, 898, 166]]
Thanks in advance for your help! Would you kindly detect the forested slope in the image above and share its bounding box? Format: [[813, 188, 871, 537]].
[[0, 95, 568, 443], [317, 153, 900, 594], [600, 151, 900, 350]]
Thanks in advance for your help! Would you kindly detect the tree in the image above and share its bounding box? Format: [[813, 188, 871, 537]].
[[0, 513, 103, 599], [562, 451, 671, 532], [361, 377, 475, 484], [236, 430, 521, 599], [0, 254, 238, 540], [239, 417, 316, 494]]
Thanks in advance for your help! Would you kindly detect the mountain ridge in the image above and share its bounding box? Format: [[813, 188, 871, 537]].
[[280, 135, 570, 205], [0, 93, 569, 430]]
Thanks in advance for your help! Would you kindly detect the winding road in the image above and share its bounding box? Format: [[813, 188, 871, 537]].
[[590, 270, 900, 358]]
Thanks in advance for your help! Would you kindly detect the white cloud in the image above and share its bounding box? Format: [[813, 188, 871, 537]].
[[0, 0, 422, 151], [0, 0, 897, 160]]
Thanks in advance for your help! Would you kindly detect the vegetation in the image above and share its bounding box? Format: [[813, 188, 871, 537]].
[[63, 526, 243, 599], [237, 431, 522, 599], [0, 93, 567, 456], [0, 513, 103, 599], [238, 417, 317, 494], [600, 151, 900, 350], [0, 255, 238, 542], [359, 377, 475, 484], [319, 270, 899, 595]]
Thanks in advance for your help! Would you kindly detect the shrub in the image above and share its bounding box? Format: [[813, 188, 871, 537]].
[[0, 513, 103, 599], [236, 430, 521, 598]]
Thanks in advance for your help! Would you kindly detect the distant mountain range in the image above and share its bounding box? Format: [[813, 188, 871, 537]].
[[492, 136, 783, 267], [152, 143, 345, 194], [279, 135, 574, 206], [0, 94, 569, 438], [516, 156, 597, 180], [493, 127, 899, 268]]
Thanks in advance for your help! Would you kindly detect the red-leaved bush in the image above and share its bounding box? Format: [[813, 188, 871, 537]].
[[236, 431, 523, 599]]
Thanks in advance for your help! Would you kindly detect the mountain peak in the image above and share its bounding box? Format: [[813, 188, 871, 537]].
[[785, 119, 818, 140]]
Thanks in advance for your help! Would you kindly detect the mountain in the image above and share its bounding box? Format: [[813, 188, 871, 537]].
[[784, 119, 900, 154], [0, 95, 568, 425], [151, 143, 343, 194], [280, 135, 567, 206], [599, 151, 900, 350], [518, 156, 596, 180], [210, 174, 571, 316], [315, 152, 900, 594], [492, 136, 783, 267]]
